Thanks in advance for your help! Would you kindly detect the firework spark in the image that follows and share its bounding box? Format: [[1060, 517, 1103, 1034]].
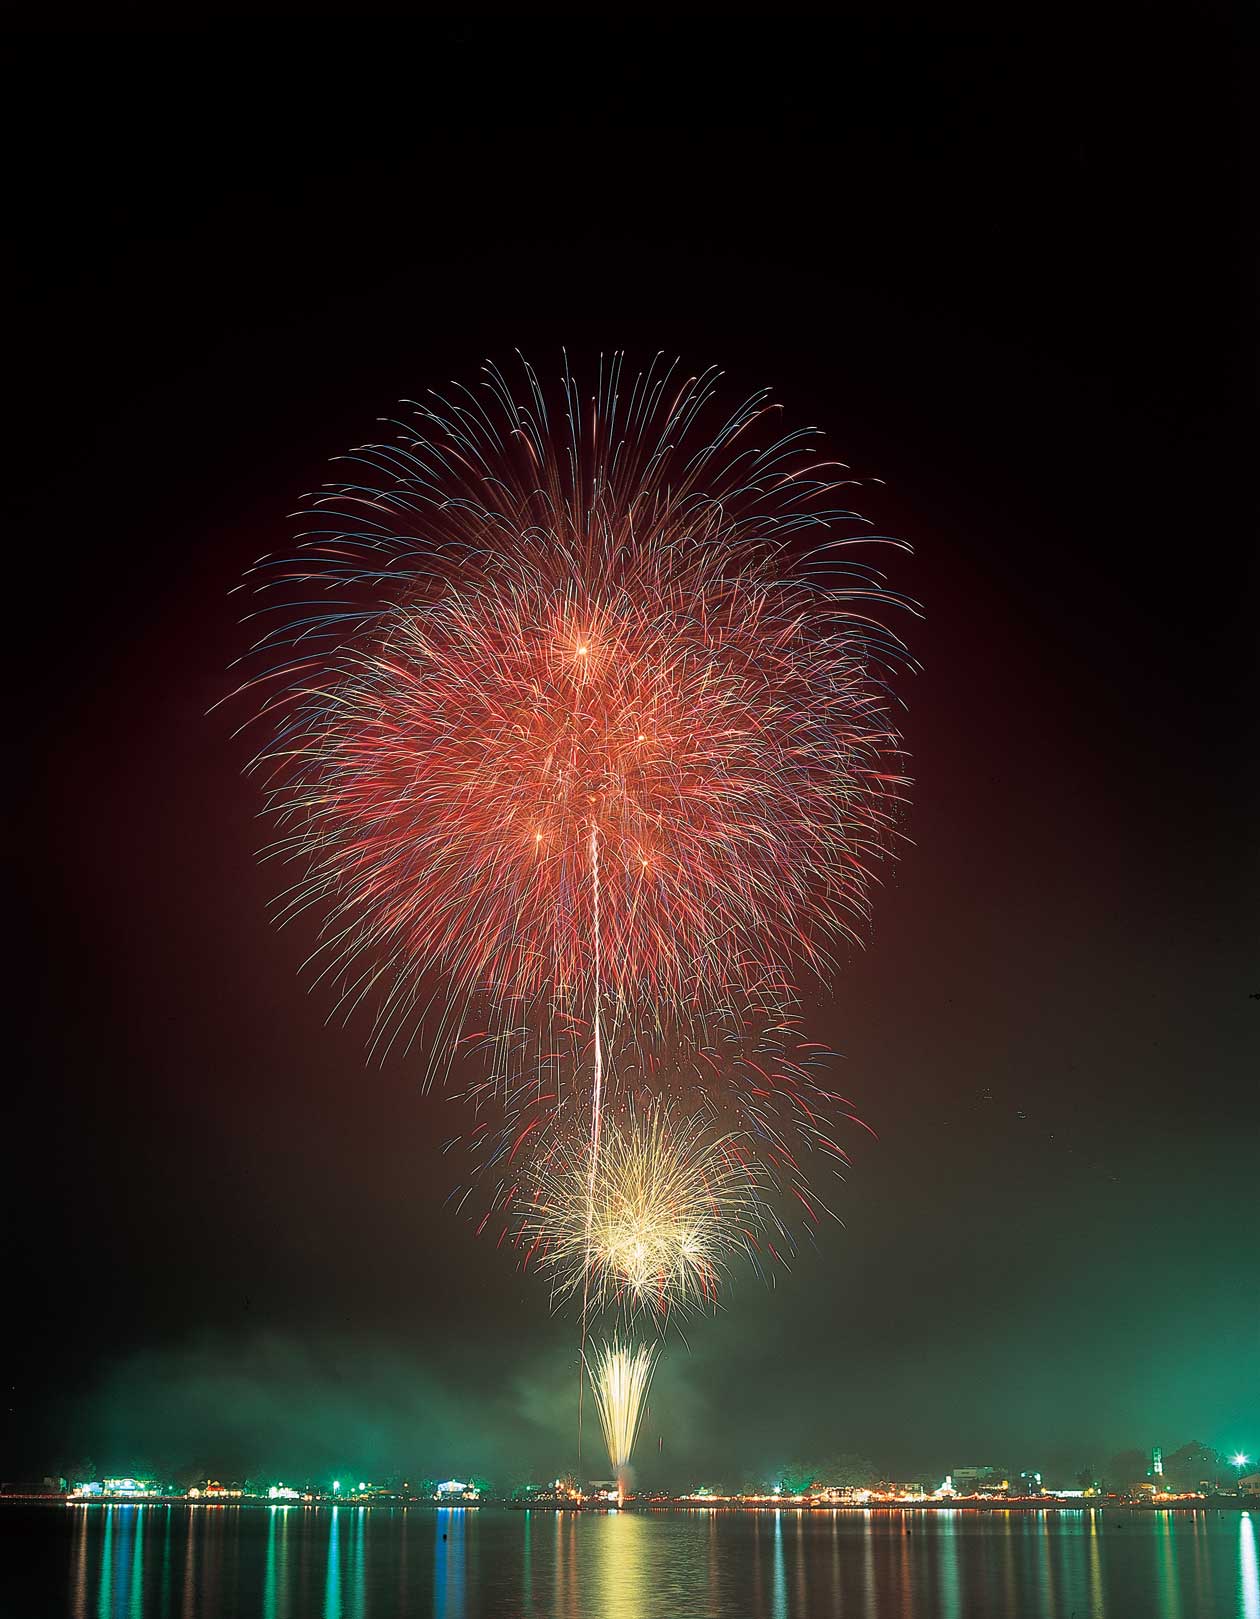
[[586, 1337, 658, 1499], [515, 1103, 768, 1319], [230, 354, 913, 1069]]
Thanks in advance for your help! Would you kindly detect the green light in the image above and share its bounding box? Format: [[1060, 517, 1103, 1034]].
[[1233, 1454, 1249, 1467]]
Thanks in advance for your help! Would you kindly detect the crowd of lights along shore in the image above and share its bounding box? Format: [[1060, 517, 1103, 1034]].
[[229, 353, 914, 1482]]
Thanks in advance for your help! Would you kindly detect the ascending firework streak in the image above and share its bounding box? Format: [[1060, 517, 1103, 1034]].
[[586, 1338, 658, 1502], [576, 817, 604, 1463]]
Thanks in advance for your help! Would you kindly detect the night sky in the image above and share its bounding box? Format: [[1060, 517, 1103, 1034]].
[[7, 18, 1255, 1489]]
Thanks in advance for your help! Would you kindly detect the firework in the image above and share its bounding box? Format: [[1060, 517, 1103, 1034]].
[[514, 1102, 768, 1319], [586, 1337, 658, 1498], [230, 354, 913, 1067], [454, 1005, 875, 1282], [227, 354, 913, 1445]]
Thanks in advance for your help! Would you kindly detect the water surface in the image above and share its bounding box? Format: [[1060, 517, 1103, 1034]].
[[3, 1503, 1256, 1618]]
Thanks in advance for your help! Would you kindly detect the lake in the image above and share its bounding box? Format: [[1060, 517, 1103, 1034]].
[[3, 1504, 1256, 1618]]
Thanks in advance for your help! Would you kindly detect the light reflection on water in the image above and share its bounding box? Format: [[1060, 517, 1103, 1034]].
[[1242, 1513, 1259, 1619], [433, 1507, 464, 1619], [937, 1509, 960, 1619], [322, 1506, 339, 1619], [26, 1505, 1260, 1619], [1160, 1506, 1182, 1619]]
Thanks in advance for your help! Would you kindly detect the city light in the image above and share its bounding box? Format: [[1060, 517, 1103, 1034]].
[[24, 1440, 1259, 1512]]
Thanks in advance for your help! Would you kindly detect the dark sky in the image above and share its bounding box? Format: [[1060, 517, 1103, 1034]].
[[6, 17, 1256, 1489]]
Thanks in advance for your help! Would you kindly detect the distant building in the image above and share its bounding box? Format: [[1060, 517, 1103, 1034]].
[[102, 1478, 160, 1497], [952, 1467, 1006, 1495], [433, 1480, 480, 1502], [1241, 1473, 1260, 1496]]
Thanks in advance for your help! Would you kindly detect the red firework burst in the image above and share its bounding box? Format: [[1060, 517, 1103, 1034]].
[[231, 356, 914, 1064]]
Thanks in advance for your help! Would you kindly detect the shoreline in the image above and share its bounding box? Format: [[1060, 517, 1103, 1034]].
[[1, 1496, 1251, 1514]]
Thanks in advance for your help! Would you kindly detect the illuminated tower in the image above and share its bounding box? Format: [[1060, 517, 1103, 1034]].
[[1151, 1447, 1163, 1478]]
